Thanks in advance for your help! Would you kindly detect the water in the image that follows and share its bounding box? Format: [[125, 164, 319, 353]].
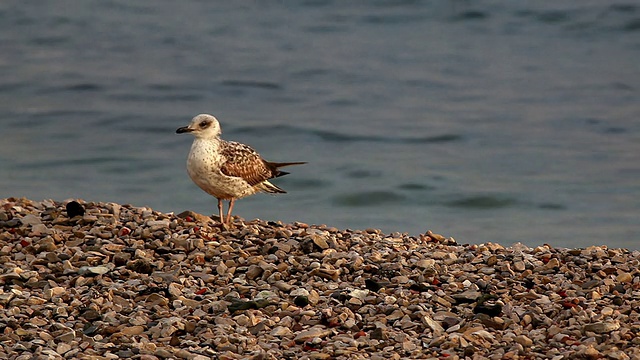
[[1, 1, 639, 249]]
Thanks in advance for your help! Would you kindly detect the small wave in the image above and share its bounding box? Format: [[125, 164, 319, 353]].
[[405, 134, 463, 144], [332, 190, 406, 207], [534, 10, 571, 24], [291, 68, 331, 78], [221, 80, 282, 90], [450, 11, 489, 21], [446, 195, 517, 209], [65, 83, 103, 92], [280, 178, 330, 190], [24, 110, 101, 120], [303, 25, 346, 33], [361, 13, 428, 25], [312, 129, 463, 144], [109, 93, 203, 102], [30, 36, 68, 46], [398, 183, 435, 191], [233, 124, 301, 136], [0, 82, 26, 93], [538, 203, 566, 210], [14, 156, 122, 170], [233, 124, 463, 145], [343, 169, 383, 179], [146, 83, 178, 91], [622, 18, 640, 31]]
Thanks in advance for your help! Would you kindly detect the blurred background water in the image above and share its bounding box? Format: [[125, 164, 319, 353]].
[[1, 1, 639, 249]]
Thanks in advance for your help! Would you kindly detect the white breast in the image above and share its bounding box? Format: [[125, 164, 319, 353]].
[[186, 139, 256, 199]]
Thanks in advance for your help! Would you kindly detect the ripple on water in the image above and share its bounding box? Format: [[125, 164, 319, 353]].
[[343, 169, 383, 179], [108, 92, 203, 102], [446, 195, 518, 209], [450, 10, 490, 22], [0, 82, 27, 93], [231, 125, 463, 145], [311, 129, 463, 144], [332, 190, 406, 207], [281, 178, 330, 190], [64, 83, 103, 92], [14, 156, 122, 170], [537, 203, 566, 210], [397, 183, 435, 191], [361, 13, 429, 25], [221, 80, 282, 90]]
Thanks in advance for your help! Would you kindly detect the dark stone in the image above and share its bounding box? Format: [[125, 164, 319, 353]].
[[442, 316, 461, 329], [294, 296, 309, 307], [473, 294, 502, 317], [370, 327, 387, 340], [365, 279, 381, 292], [300, 238, 315, 254], [138, 286, 169, 296], [170, 335, 180, 346], [523, 278, 535, 289], [127, 259, 154, 274], [409, 283, 433, 292], [113, 252, 131, 267], [581, 279, 601, 290], [154, 246, 173, 255], [473, 303, 502, 317], [82, 323, 100, 336], [80, 308, 101, 321], [66, 201, 85, 218], [228, 299, 255, 313], [330, 291, 348, 303], [612, 284, 626, 294], [227, 298, 270, 313], [115, 350, 135, 358], [613, 296, 624, 306], [463, 345, 476, 357], [249, 321, 267, 335]]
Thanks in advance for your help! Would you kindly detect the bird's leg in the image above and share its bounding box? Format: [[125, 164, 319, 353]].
[[217, 198, 226, 226], [226, 199, 236, 225]]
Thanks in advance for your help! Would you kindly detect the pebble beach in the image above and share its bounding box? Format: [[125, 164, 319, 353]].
[[1, 198, 639, 360]]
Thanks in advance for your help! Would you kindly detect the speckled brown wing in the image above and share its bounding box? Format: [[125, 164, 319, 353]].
[[219, 141, 275, 186]]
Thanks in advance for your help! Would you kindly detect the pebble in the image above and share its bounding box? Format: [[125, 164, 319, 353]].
[[616, 272, 632, 283], [78, 265, 111, 275], [56, 343, 72, 355], [120, 325, 145, 336], [294, 326, 333, 343], [271, 326, 293, 337], [1, 197, 640, 359], [514, 335, 533, 347], [583, 321, 620, 334]]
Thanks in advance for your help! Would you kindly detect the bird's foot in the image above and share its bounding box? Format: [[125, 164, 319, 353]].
[[215, 221, 229, 230]]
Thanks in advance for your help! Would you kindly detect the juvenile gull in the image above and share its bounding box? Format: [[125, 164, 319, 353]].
[[176, 114, 305, 226]]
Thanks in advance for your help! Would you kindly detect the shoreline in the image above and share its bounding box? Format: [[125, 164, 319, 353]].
[[1, 198, 639, 359]]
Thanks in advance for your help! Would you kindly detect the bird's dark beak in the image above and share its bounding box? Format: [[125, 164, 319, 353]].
[[176, 126, 193, 134]]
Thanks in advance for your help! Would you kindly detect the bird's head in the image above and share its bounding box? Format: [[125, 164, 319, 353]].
[[176, 114, 221, 139]]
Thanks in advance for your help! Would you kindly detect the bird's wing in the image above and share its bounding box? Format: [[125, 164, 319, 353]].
[[219, 141, 275, 186]]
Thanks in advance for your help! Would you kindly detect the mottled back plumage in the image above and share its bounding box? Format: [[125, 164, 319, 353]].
[[220, 141, 278, 187]]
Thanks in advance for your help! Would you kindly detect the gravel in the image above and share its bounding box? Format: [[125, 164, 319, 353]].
[[1, 198, 639, 360]]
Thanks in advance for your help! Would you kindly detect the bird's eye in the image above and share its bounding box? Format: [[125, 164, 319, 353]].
[[199, 121, 209, 128]]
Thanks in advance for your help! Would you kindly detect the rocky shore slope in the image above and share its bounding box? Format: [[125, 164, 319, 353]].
[[1, 198, 639, 359]]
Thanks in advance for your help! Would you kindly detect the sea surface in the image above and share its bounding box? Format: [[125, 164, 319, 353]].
[[1, 1, 639, 249]]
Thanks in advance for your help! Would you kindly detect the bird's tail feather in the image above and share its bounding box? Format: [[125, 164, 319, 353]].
[[267, 161, 306, 178], [270, 161, 307, 168], [256, 180, 287, 194]]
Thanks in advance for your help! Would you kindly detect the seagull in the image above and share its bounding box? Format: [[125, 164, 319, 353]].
[[176, 114, 306, 227]]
